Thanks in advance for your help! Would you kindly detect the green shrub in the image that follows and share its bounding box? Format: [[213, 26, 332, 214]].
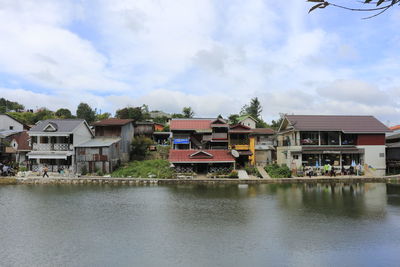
[[228, 170, 238, 178], [19, 166, 28, 172], [265, 164, 291, 178], [81, 166, 88, 176], [111, 159, 174, 179], [130, 136, 154, 160], [96, 170, 104, 177]]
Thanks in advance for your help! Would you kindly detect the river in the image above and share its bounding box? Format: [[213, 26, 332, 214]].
[[0, 183, 399, 267]]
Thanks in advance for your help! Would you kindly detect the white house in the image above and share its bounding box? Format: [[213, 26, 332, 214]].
[[27, 119, 93, 173], [238, 115, 258, 129]]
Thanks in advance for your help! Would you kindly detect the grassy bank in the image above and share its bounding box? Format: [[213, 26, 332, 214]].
[[111, 159, 174, 179], [265, 164, 292, 178]]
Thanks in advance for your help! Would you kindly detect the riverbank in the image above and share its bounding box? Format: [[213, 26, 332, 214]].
[[1, 175, 400, 185]]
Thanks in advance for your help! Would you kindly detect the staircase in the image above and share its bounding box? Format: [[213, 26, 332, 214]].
[[257, 166, 271, 179], [238, 170, 249, 179], [190, 137, 202, 149]]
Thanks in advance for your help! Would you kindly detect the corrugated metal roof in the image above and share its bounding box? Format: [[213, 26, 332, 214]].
[[169, 149, 235, 163], [92, 118, 133, 126], [251, 128, 275, 135], [30, 119, 85, 133], [170, 119, 213, 131], [285, 115, 391, 133], [76, 137, 121, 147]]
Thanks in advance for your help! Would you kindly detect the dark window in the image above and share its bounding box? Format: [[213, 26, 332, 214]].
[[9, 126, 13, 130], [342, 154, 360, 165], [300, 132, 319, 145], [322, 154, 340, 166], [320, 132, 339, 146], [341, 134, 356, 145], [302, 154, 319, 166], [293, 155, 299, 160]]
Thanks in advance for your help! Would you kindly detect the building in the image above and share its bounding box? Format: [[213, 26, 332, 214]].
[[169, 118, 235, 173], [9, 131, 31, 165], [75, 137, 121, 174], [134, 121, 155, 138], [276, 115, 391, 176], [386, 131, 400, 174], [92, 118, 134, 162], [237, 115, 258, 129], [27, 119, 93, 173], [229, 124, 254, 166], [251, 128, 276, 166], [0, 114, 30, 163]]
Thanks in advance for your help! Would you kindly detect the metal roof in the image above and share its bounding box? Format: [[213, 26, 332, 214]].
[[169, 149, 235, 163], [76, 137, 121, 147], [30, 119, 86, 133], [92, 118, 133, 126], [285, 115, 391, 133]]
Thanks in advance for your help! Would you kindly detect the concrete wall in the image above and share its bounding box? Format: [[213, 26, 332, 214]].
[[73, 123, 93, 147], [357, 145, 386, 175], [0, 115, 23, 131], [121, 123, 134, 161]]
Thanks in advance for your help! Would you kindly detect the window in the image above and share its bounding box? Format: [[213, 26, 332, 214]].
[[300, 132, 319, 145], [342, 154, 360, 165], [342, 134, 357, 145], [293, 155, 299, 160], [379, 153, 385, 158], [302, 154, 319, 166], [9, 126, 13, 130], [322, 154, 340, 166], [320, 132, 339, 146]]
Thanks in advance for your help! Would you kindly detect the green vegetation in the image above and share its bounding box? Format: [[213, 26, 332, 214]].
[[265, 164, 291, 178], [245, 165, 261, 177], [228, 170, 239, 178], [76, 103, 96, 123], [0, 98, 24, 113], [111, 160, 174, 178], [131, 136, 154, 160]]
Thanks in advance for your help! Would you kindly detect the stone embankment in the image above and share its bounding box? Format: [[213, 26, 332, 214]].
[[0, 175, 399, 186]]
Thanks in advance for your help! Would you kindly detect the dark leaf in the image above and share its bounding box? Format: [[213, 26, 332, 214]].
[[308, 3, 325, 13], [364, 0, 373, 3], [392, 0, 397, 5], [377, 0, 385, 6], [307, 0, 324, 2]]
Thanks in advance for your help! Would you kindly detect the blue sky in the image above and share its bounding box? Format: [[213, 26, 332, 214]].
[[0, 0, 399, 125]]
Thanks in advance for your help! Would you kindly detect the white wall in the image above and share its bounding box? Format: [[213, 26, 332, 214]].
[[357, 145, 386, 175], [0, 114, 23, 131], [240, 118, 256, 129]]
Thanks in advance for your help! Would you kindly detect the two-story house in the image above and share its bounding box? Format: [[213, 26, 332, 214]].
[[0, 114, 30, 163], [277, 115, 391, 176], [27, 119, 93, 173], [169, 118, 235, 173], [251, 128, 276, 166], [92, 118, 134, 162]]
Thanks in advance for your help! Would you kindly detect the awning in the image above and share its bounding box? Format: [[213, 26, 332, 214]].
[[27, 151, 71, 160]]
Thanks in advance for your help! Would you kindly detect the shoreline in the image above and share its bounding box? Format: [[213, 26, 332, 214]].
[[1, 175, 400, 185]]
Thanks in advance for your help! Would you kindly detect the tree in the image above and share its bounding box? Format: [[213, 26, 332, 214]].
[[241, 97, 262, 119], [76, 103, 96, 123], [0, 98, 24, 113], [171, 113, 185, 118], [182, 107, 194, 118], [130, 136, 154, 160], [95, 112, 111, 121], [35, 108, 55, 121], [307, 0, 399, 19], [228, 114, 240, 125], [115, 107, 144, 121], [55, 108, 73, 119]]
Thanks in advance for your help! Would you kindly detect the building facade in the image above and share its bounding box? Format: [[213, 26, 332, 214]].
[[27, 119, 93, 173], [277, 115, 391, 176]]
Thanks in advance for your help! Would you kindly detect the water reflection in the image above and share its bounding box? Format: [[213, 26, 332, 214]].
[[386, 184, 400, 206]]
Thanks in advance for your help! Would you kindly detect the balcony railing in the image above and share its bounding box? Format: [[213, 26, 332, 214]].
[[33, 143, 72, 151], [230, 139, 249, 145]]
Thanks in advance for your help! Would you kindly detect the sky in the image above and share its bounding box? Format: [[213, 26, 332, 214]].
[[0, 0, 400, 125]]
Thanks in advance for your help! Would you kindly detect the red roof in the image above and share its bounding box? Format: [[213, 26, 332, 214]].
[[169, 149, 235, 163], [92, 118, 134, 126], [170, 119, 213, 130], [390, 125, 400, 131], [229, 124, 252, 133]]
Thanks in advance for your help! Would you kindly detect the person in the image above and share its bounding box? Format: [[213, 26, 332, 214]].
[[308, 167, 313, 178], [341, 166, 346, 176], [330, 166, 336, 177], [327, 163, 332, 176], [356, 163, 362, 176], [2, 164, 8, 176], [324, 164, 329, 175], [43, 165, 49, 178]]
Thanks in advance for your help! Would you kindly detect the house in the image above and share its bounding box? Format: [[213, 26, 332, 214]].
[[92, 118, 134, 162], [9, 131, 31, 165], [386, 131, 400, 174], [27, 119, 93, 173], [276, 115, 391, 176], [75, 137, 121, 174], [251, 128, 276, 166], [154, 123, 165, 132], [169, 118, 235, 173], [134, 121, 154, 138], [229, 124, 254, 166], [0, 114, 30, 163], [238, 115, 258, 129]]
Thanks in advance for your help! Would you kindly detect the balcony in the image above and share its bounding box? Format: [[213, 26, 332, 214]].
[[255, 141, 274, 150], [33, 143, 72, 151]]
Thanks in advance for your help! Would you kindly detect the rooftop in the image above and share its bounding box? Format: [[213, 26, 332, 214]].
[[30, 119, 87, 133], [169, 149, 235, 163], [76, 137, 121, 147], [284, 115, 391, 133], [92, 118, 134, 126], [170, 118, 214, 131]]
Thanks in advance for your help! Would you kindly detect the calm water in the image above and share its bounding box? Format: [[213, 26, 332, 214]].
[[0, 183, 400, 267]]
